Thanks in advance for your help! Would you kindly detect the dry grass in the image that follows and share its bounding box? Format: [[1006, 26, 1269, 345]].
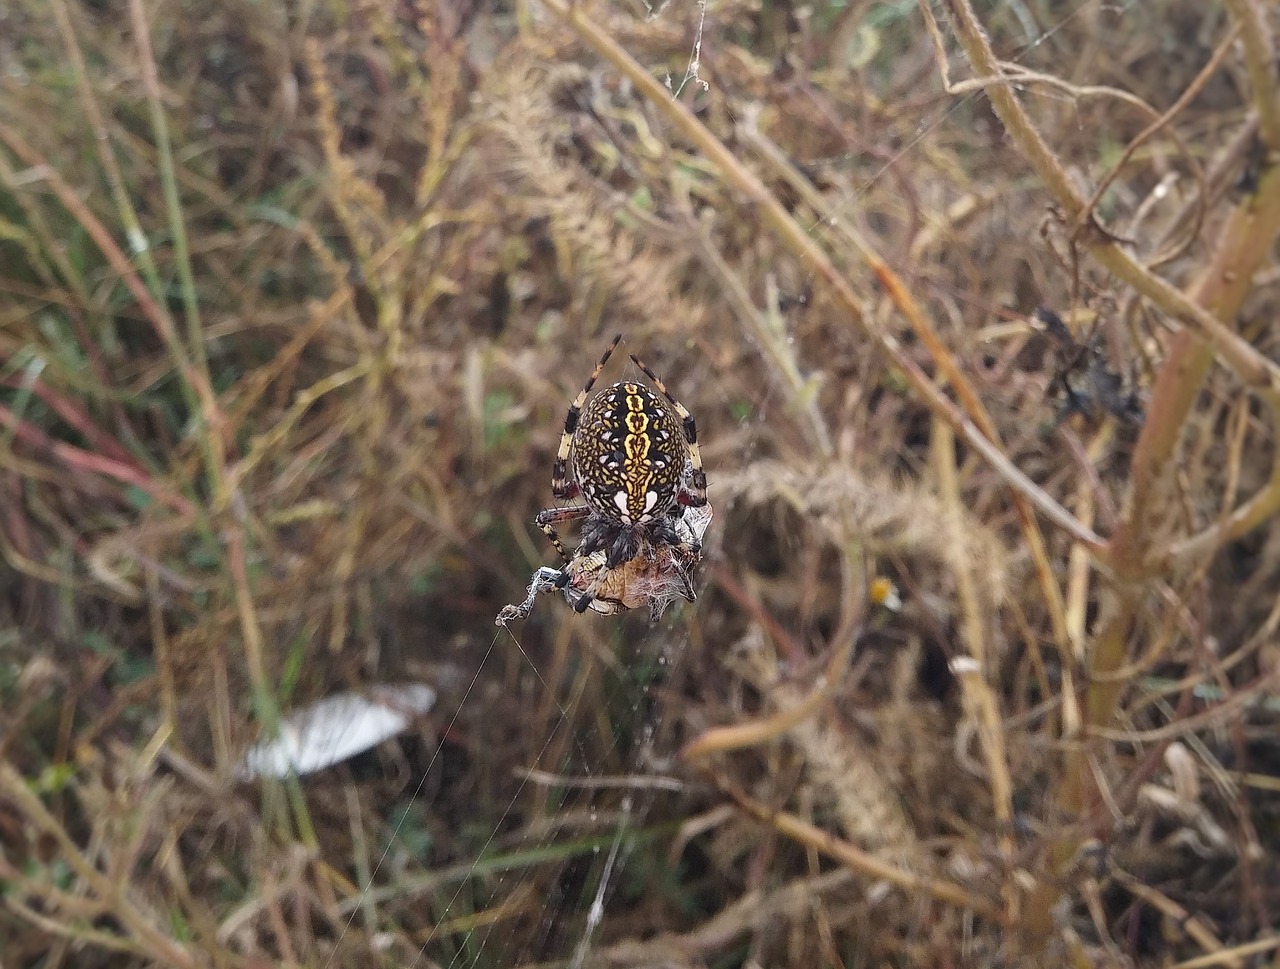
[[2, 0, 1279, 965]]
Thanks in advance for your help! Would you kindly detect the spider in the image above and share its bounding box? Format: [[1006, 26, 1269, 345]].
[[496, 502, 712, 624], [532, 333, 708, 614]]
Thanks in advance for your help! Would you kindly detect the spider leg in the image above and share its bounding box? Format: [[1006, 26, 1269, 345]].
[[552, 334, 623, 499], [628, 352, 707, 507], [569, 565, 619, 614], [535, 504, 591, 564], [649, 514, 687, 551], [605, 528, 641, 570], [571, 542, 621, 614], [496, 567, 567, 624]]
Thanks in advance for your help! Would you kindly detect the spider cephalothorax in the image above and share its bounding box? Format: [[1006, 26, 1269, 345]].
[[529, 334, 708, 614]]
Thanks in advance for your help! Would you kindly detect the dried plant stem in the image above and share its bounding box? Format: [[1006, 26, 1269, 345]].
[[936, 420, 1016, 917], [1164, 376, 1280, 569], [938, 0, 1280, 399], [539, 0, 1091, 682], [937, 0, 1280, 948], [684, 519, 863, 760], [225, 525, 317, 848], [592, 870, 855, 965], [710, 772, 1003, 920], [0, 128, 226, 463], [0, 763, 198, 968], [231, 359, 371, 490], [1172, 936, 1280, 969], [932, 420, 990, 670], [1111, 869, 1234, 963], [679, 675, 839, 760], [127, 0, 203, 375], [146, 567, 179, 735], [1222, 0, 1280, 151], [682, 222, 833, 456], [2, 890, 151, 957]]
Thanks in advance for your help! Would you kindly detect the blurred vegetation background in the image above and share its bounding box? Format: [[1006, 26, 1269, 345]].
[[2, 0, 1279, 965]]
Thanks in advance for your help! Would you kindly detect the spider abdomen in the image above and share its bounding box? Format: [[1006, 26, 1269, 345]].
[[529, 335, 708, 617], [571, 381, 684, 525]]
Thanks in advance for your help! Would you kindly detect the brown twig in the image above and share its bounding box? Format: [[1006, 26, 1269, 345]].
[[935, 0, 1280, 948], [937, 0, 1280, 400], [707, 770, 1003, 920], [1221, 0, 1280, 152]]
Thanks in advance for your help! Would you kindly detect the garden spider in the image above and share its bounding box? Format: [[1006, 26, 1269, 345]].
[[531, 333, 708, 615], [496, 502, 712, 624]]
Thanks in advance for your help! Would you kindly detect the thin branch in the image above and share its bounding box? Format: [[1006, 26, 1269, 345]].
[[936, 0, 1280, 398], [1222, 0, 1280, 151], [1072, 23, 1235, 246], [709, 772, 1003, 920]]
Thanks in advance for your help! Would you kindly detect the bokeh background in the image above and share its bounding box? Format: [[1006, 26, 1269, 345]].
[[2, 0, 1279, 965]]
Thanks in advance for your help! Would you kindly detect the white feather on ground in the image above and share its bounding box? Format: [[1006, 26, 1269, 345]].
[[235, 683, 436, 780]]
